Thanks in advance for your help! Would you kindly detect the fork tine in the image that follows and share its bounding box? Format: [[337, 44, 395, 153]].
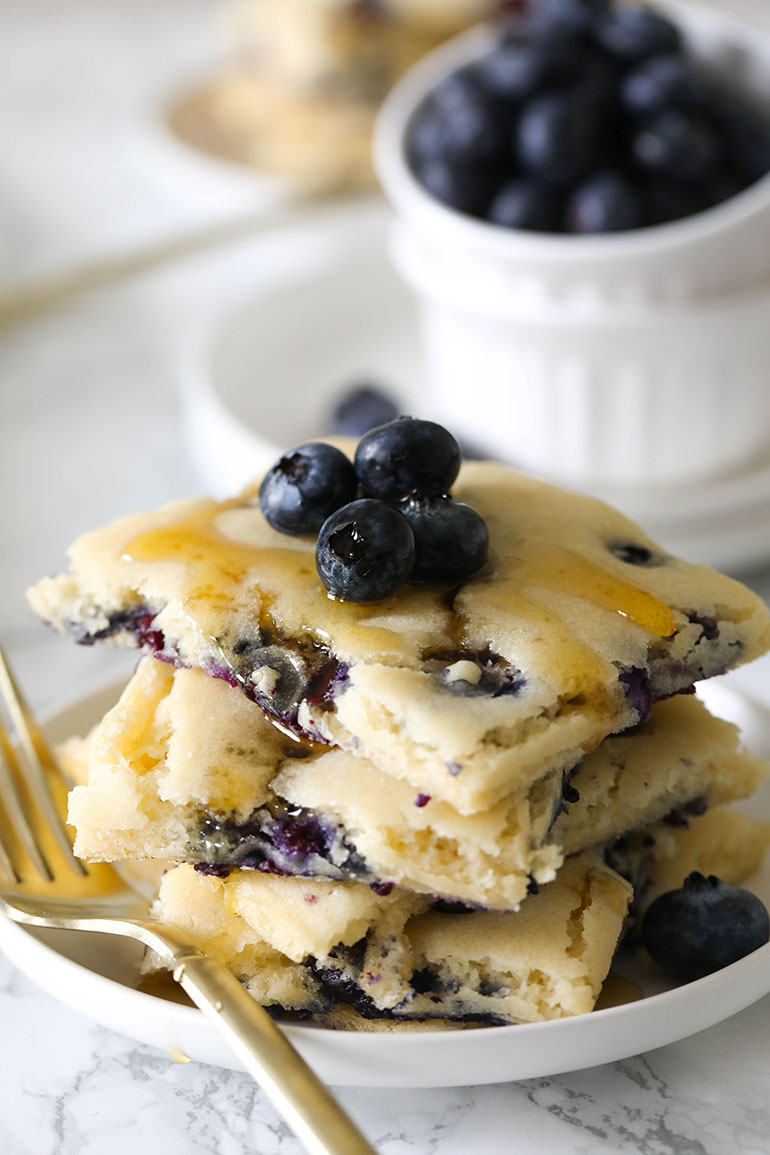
[[0, 645, 87, 878], [0, 748, 22, 884], [0, 824, 20, 883], [0, 721, 51, 881]]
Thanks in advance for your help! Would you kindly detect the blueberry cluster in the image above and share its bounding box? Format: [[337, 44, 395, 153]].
[[642, 871, 770, 980], [408, 0, 770, 233], [259, 418, 489, 602]]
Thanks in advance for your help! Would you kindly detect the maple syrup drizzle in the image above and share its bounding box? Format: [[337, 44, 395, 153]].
[[512, 545, 677, 638], [125, 507, 438, 660], [126, 506, 292, 601], [123, 497, 678, 704], [463, 579, 610, 697]]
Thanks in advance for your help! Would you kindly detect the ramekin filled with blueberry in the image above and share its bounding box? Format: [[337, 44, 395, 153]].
[[374, 0, 770, 490]]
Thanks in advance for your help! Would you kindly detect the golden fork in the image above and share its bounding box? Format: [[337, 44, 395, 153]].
[[0, 644, 376, 1155]]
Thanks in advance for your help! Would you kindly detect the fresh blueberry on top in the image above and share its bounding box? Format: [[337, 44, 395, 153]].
[[399, 496, 489, 584], [515, 91, 604, 188], [259, 443, 357, 536], [331, 384, 400, 437], [566, 171, 643, 233], [642, 872, 770, 981], [316, 499, 415, 602], [594, 5, 682, 63], [632, 109, 722, 182], [355, 417, 462, 502], [487, 179, 562, 231], [621, 55, 710, 118]]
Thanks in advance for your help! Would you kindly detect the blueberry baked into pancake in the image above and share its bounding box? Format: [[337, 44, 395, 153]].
[[58, 729, 770, 1028], [29, 423, 770, 816], [61, 658, 766, 911], [142, 813, 770, 1028], [34, 417, 770, 1026], [147, 854, 633, 1026]]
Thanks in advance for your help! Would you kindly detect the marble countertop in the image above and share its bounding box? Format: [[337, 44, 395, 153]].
[[2, 1, 770, 1152]]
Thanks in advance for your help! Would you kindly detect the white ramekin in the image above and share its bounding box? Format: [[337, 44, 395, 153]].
[[374, 1, 770, 487]]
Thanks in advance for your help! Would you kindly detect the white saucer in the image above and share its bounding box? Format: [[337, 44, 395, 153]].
[[182, 213, 770, 572], [0, 678, 769, 1087]]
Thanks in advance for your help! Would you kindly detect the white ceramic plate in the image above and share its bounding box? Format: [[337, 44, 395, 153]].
[[181, 213, 770, 573], [1, 679, 769, 1087]]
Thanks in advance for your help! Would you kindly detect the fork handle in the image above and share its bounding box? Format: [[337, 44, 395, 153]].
[[172, 952, 377, 1155]]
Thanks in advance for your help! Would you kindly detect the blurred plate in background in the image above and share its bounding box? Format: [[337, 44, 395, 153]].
[[139, 75, 296, 214]]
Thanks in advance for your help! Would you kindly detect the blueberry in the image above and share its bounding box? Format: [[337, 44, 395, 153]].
[[259, 443, 357, 536], [316, 500, 415, 601], [573, 50, 621, 115], [594, 6, 682, 63], [431, 649, 525, 698], [528, 0, 609, 36], [697, 166, 746, 212], [610, 542, 665, 567], [478, 36, 585, 103], [566, 171, 644, 233], [619, 666, 652, 723], [516, 91, 605, 188], [409, 107, 452, 165], [431, 66, 486, 113], [642, 872, 770, 981], [331, 384, 400, 437], [355, 417, 462, 502], [414, 157, 493, 216], [687, 610, 719, 641], [632, 110, 722, 182], [713, 97, 770, 184], [487, 179, 561, 231], [399, 495, 488, 583], [419, 90, 509, 166], [642, 179, 700, 225], [621, 55, 710, 118]]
